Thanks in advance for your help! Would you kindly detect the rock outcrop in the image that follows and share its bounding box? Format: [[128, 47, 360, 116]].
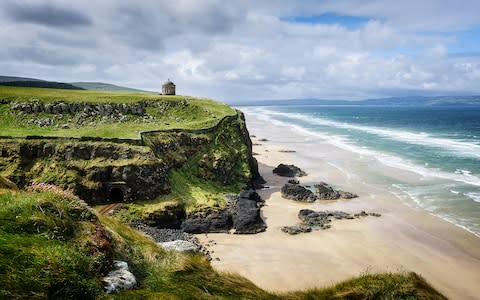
[[182, 189, 266, 234], [11, 101, 146, 116], [281, 183, 317, 202], [315, 182, 358, 200], [272, 164, 307, 177]]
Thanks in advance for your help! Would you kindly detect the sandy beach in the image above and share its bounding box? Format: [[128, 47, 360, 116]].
[[197, 114, 480, 300]]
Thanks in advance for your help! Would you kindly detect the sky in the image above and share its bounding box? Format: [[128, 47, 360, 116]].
[[1, 0, 480, 102]]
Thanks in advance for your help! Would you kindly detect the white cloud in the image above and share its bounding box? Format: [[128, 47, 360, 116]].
[[1, 0, 480, 101]]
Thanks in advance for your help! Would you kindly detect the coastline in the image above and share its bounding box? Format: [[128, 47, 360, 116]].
[[197, 113, 480, 300]]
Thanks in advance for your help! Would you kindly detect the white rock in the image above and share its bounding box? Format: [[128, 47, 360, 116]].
[[103, 260, 136, 293], [158, 240, 200, 252]]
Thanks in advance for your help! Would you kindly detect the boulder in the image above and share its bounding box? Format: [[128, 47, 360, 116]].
[[158, 240, 200, 252], [272, 164, 307, 177], [281, 183, 317, 202], [103, 260, 136, 293], [231, 197, 266, 234]]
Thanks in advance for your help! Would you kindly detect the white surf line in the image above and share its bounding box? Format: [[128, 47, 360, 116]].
[[256, 108, 480, 159]]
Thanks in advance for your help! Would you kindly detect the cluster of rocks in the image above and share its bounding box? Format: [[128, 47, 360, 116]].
[[280, 179, 358, 202], [129, 189, 267, 260], [130, 222, 194, 242], [11, 101, 146, 116], [272, 164, 307, 177], [281, 209, 382, 235], [182, 189, 266, 234]]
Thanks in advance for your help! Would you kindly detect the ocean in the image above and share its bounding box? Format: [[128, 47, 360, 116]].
[[241, 105, 480, 238]]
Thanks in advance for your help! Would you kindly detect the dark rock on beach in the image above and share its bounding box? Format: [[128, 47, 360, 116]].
[[298, 209, 331, 227], [182, 189, 266, 234], [272, 164, 307, 177], [315, 182, 358, 200], [315, 182, 340, 199], [231, 195, 267, 234], [182, 207, 232, 233], [281, 209, 381, 235], [281, 183, 317, 202]]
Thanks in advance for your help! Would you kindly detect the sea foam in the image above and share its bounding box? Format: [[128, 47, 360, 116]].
[[255, 108, 480, 159]]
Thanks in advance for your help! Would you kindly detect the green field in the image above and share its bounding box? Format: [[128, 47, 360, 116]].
[[0, 86, 236, 139]]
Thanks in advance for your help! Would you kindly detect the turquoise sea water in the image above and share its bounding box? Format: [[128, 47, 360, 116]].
[[242, 105, 480, 237]]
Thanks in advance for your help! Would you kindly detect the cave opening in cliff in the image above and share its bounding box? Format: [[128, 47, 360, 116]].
[[109, 187, 124, 202]]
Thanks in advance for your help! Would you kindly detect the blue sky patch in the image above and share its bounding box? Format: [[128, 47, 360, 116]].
[[281, 12, 370, 29]]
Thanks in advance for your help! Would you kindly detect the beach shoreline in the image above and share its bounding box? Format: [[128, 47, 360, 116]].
[[197, 114, 480, 300]]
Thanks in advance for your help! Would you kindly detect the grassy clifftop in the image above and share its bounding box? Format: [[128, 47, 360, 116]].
[[0, 86, 235, 139]]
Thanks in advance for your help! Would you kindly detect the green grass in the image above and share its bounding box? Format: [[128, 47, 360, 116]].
[[0, 86, 236, 139], [0, 189, 107, 299]]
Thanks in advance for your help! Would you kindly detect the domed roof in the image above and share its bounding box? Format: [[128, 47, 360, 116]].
[[162, 79, 175, 86]]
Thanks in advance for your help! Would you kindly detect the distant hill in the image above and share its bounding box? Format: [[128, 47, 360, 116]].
[[0, 75, 44, 82], [0, 80, 84, 90], [0, 75, 152, 93], [71, 82, 152, 93], [233, 95, 480, 107]]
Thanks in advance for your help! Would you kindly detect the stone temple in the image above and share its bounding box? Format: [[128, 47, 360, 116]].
[[162, 79, 176, 95]]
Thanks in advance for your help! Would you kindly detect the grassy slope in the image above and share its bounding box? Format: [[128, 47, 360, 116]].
[[0, 188, 108, 299], [0, 187, 447, 299], [0, 86, 235, 139], [70, 82, 153, 93]]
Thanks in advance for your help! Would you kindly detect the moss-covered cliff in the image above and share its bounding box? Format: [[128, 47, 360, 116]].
[[0, 111, 261, 208]]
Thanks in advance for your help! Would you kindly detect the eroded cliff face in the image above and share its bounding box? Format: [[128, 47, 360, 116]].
[[0, 111, 262, 205]]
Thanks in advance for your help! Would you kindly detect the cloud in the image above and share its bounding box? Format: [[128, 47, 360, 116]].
[[5, 1, 91, 28], [0, 0, 480, 101]]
